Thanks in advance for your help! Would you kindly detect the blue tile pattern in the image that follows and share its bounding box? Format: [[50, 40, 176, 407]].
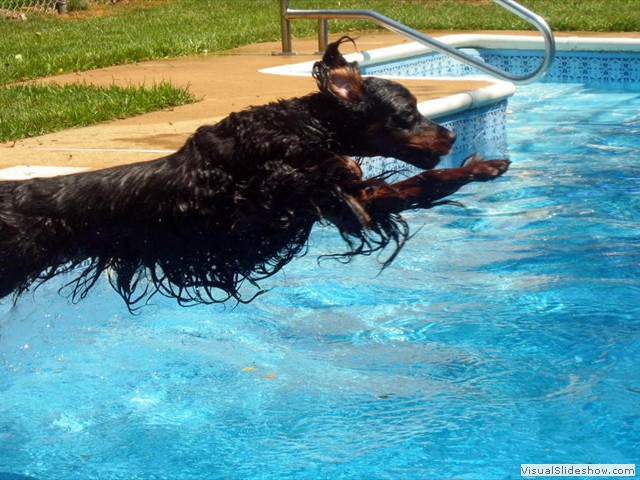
[[364, 49, 640, 86], [363, 49, 481, 78], [483, 50, 640, 85], [439, 100, 509, 167]]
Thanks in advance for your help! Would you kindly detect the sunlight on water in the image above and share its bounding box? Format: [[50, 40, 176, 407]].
[[1, 84, 640, 479]]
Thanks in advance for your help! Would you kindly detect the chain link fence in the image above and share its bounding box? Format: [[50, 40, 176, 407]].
[[1, 0, 57, 11], [1, 0, 116, 14]]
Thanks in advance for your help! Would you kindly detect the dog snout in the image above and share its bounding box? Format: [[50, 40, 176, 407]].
[[442, 127, 456, 145]]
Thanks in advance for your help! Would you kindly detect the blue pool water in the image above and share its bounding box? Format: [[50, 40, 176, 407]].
[[1, 70, 640, 478]]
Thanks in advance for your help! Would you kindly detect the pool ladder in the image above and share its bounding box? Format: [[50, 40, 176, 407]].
[[279, 0, 555, 84]]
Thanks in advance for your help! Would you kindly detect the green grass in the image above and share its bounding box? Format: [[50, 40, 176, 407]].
[[1, 0, 637, 142], [0, 82, 196, 142]]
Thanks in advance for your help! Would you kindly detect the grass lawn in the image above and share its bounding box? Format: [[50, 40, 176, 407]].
[[1, 0, 638, 141], [0, 82, 195, 143]]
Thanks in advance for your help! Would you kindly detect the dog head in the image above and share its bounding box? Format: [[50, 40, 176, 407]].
[[312, 37, 456, 170]]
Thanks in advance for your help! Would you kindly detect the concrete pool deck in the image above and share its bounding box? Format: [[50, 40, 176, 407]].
[[1, 30, 639, 176]]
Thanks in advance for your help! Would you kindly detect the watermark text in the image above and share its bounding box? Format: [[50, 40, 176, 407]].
[[521, 464, 636, 477]]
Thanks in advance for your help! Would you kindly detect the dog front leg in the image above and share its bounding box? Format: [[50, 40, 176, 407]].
[[360, 158, 510, 214]]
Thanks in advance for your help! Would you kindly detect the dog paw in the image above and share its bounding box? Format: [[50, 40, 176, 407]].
[[467, 158, 510, 181]]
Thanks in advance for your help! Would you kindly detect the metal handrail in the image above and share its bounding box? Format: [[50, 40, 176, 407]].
[[280, 0, 555, 84]]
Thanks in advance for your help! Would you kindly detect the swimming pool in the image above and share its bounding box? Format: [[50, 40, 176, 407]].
[[1, 40, 640, 479]]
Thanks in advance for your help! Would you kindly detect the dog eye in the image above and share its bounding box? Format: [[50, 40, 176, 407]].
[[393, 113, 417, 129]]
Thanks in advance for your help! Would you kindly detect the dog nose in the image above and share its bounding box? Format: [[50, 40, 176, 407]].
[[444, 128, 456, 145]]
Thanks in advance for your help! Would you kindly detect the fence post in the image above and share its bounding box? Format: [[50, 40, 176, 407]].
[[317, 19, 328, 53], [56, 0, 67, 14], [280, 0, 293, 54]]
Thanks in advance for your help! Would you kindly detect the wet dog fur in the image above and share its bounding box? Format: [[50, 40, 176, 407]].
[[0, 37, 509, 310]]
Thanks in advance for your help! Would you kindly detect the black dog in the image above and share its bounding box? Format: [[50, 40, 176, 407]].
[[0, 37, 509, 310]]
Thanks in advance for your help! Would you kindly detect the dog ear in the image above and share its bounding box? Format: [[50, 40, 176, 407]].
[[312, 36, 363, 103]]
